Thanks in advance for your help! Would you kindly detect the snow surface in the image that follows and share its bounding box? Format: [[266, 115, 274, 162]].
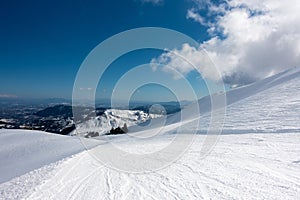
[[0, 130, 99, 184], [0, 67, 300, 199]]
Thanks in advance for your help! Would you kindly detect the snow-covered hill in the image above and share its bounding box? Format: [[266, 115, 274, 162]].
[[0, 67, 299, 199], [74, 109, 162, 137]]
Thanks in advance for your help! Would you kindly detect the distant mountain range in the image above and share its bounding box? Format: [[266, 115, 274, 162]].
[[0, 99, 185, 136]]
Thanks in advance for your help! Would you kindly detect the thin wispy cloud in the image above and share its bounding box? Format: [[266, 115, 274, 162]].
[[0, 94, 17, 98], [186, 9, 206, 26], [139, 0, 164, 6]]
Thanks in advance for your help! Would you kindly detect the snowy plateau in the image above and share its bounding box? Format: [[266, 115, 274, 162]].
[[0, 67, 300, 200]]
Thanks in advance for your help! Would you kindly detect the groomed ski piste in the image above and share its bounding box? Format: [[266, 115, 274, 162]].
[[0, 67, 300, 199]]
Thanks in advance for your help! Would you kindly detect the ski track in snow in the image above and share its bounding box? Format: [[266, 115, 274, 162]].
[[0, 67, 300, 199], [12, 133, 299, 200]]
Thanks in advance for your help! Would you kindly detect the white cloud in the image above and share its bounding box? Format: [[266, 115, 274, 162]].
[[153, 0, 300, 85], [186, 9, 207, 26], [151, 44, 220, 81]]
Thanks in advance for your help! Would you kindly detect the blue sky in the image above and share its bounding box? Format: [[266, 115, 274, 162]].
[[0, 0, 211, 101], [2, 0, 298, 101]]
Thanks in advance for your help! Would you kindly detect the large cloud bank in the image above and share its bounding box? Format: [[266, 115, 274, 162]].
[[152, 0, 300, 86]]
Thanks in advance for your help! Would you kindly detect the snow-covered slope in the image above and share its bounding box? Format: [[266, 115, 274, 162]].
[[74, 109, 162, 136], [129, 66, 300, 134], [0, 67, 300, 199], [0, 130, 100, 184]]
